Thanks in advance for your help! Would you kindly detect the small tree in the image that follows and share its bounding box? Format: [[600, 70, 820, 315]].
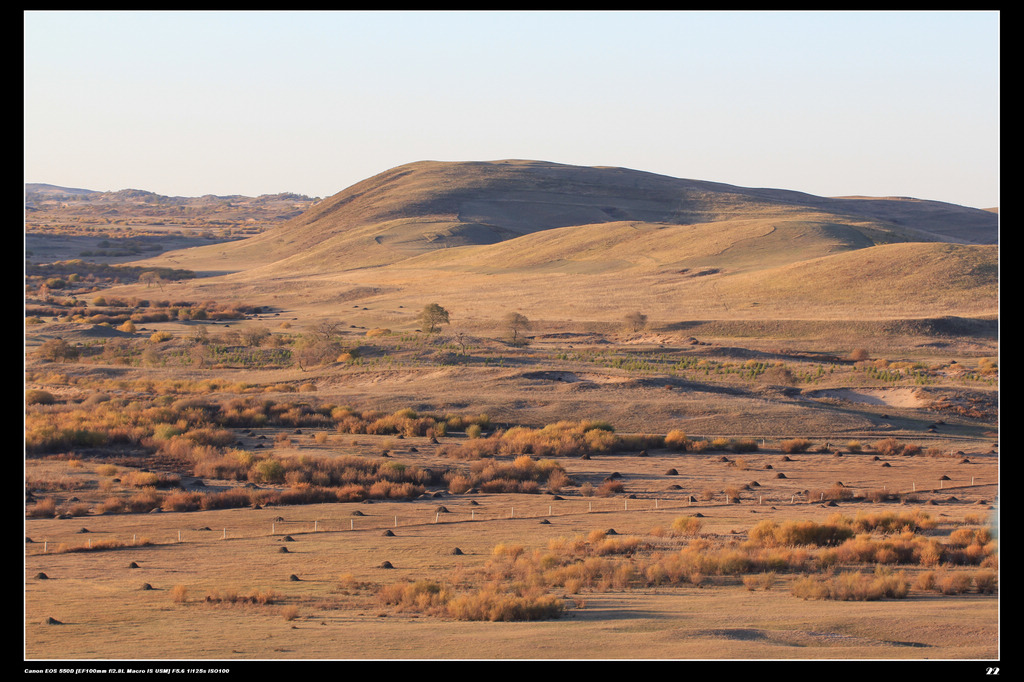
[[139, 271, 165, 290], [418, 303, 450, 334], [37, 338, 79, 363], [624, 311, 648, 332], [241, 326, 271, 347], [503, 312, 531, 346]]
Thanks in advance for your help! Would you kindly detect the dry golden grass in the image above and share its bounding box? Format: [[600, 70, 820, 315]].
[[24, 161, 998, 661]]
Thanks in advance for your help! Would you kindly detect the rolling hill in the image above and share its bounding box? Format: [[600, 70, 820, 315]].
[[130, 159, 999, 323]]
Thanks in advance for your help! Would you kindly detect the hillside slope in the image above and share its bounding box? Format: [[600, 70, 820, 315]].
[[130, 160, 998, 322], [149, 159, 997, 274]]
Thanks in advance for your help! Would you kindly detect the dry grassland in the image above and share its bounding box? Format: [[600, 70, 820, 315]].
[[24, 164, 998, 662]]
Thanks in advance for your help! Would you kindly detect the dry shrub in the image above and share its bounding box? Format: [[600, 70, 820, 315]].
[[26, 389, 56, 405], [807, 485, 855, 502], [95, 463, 119, 477], [748, 519, 853, 547], [947, 527, 992, 548], [671, 516, 703, 536], [170, 584, 189, 603], [445, 587, 563, 622], [205, 588, 279, 605], [98, 497, 126, 514], [125, 489, 164, 513], [730, 439, 758, 453], [973, 570, 998, 594], [278, 486, 338, 506], [743, 572, 777, 591], [864, 489, 897, 503], [933, 571, 974, 595], [664, 429, 690, 450], [62, 502, 92, 517], [27, 497, 57, 519], [595, 480, 624, 497], [848, 510, 936, 533], [199, 488, 253, 510], [791, 570, 909, 601], [161, 491, 202, 512], [377, 580, 451, 615], [593, 537, 641, 558], [872, 437, 921, 457], [546, 469, 570, 493], [447, 474, 473, 494], [780, 438, 812, 454], [709, 437, 731, 451]]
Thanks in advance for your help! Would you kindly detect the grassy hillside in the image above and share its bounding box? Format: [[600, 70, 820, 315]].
[[125, 160, 998, 323]]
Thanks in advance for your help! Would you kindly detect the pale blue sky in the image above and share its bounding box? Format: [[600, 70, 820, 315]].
[[24, 10, 999, 208]]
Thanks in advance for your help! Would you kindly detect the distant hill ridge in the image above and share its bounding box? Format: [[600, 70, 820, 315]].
[[25, 183, 318, 204], [170, 159, 993, 272], [93, 159, 1000, 321]]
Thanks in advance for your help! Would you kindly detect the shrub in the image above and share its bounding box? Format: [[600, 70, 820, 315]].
[[807, 485, 855, 502], [974, 570, 998, 594], [780, 438, 812, 454], [161, 491, 202, 512], [743, 572, 777, 591], [664, 429, 689, 450], [249, 458, 286, 484], [170, 585, 189, 603], [729, 439, 758, 453], [872, 438, 920, 457], [791, 570, 908, 601], [27, 497, 57, 519], [934, 571, 973, 595], [446, 588, 564, 622], [26, 389, 56, 405], [546, 469, 570, 493], [447, 474, 473, 495], [849, 348, 870, 362], [595, 480, 624, 497], [748, 519, 854, 547], [671, 516, 703, 536], [36, 338, 80, 362]]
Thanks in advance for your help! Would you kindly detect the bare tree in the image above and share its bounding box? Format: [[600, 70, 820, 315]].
[[454, 330, 469, 355]]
